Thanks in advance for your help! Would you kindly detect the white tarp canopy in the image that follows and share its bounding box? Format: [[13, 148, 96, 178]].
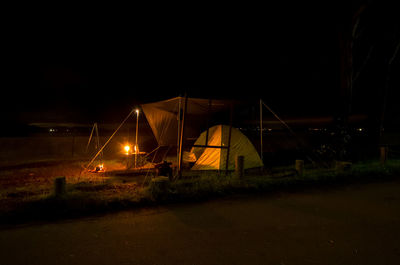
[[141, 97, 233, 146]]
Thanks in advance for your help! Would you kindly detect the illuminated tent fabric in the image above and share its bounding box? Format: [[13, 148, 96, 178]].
[[190, 125, 263, 170], [141, 97, 233, 146]]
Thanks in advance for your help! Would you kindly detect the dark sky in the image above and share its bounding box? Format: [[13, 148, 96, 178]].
[[2, 1, 399, 125]]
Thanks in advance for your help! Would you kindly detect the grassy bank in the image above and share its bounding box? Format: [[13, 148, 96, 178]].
[[160, 160, 400, 202], [1, 159, 400, 225]]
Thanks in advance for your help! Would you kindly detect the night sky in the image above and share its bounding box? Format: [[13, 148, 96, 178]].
[[2, 1, 399, 127]]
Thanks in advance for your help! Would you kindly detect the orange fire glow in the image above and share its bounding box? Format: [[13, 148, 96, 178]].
[[124, 145, 131, 153]]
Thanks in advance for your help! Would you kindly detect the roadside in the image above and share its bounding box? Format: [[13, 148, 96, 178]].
[[1, 159, 399, 226], [1, 179, 400, 265]]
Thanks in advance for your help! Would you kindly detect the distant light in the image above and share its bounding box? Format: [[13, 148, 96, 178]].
[[135, 109, 139, 114], [358, 128, 363, 132]]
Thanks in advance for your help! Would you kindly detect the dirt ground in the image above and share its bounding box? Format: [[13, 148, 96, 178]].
[[0, 159, 144, 212], [1, 179, 399, 265]]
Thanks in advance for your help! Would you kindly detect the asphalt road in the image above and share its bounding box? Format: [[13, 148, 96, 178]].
[[1, 180, 400, 265]]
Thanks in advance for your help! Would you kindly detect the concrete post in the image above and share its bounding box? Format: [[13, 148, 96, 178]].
[[54, 176, 66, 197], [235, 155, 244, 178], [295, 160, 304, 176]]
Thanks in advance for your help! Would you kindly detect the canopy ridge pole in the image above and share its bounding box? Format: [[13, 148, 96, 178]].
[[178, 94, 188, 178], [86, 108, 136, 169], [259, 99, 263, 163], [225, 102, 233, 173]]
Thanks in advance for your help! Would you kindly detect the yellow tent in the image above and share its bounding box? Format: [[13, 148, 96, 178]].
[[191, 125, 263, 170]]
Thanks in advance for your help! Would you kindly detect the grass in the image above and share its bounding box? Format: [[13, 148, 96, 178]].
[[1, 159, 400, 225], [152, 160, 400, 203]]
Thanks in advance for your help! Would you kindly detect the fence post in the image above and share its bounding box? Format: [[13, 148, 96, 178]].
[[295, 160, 304, 176], [54, 176, 66, 197], [235, 155, 244, 178]]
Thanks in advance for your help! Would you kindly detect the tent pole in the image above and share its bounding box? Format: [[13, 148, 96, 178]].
[[178, 94, 188, 178], [205, 99, 212, 146], [261, 100, 297, 138], [260, 99, 263, 163], [134, 109, 139, 168], [177, 97, 181, 172], [261, 100, 318, 165], [225, 103, 233, 173], [94, 123, 102, 162], [86, 108, 135, 169], [85, 123, 96, 153]]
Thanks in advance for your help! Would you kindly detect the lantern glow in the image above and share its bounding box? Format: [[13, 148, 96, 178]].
[[124, 145, 131, 154]]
